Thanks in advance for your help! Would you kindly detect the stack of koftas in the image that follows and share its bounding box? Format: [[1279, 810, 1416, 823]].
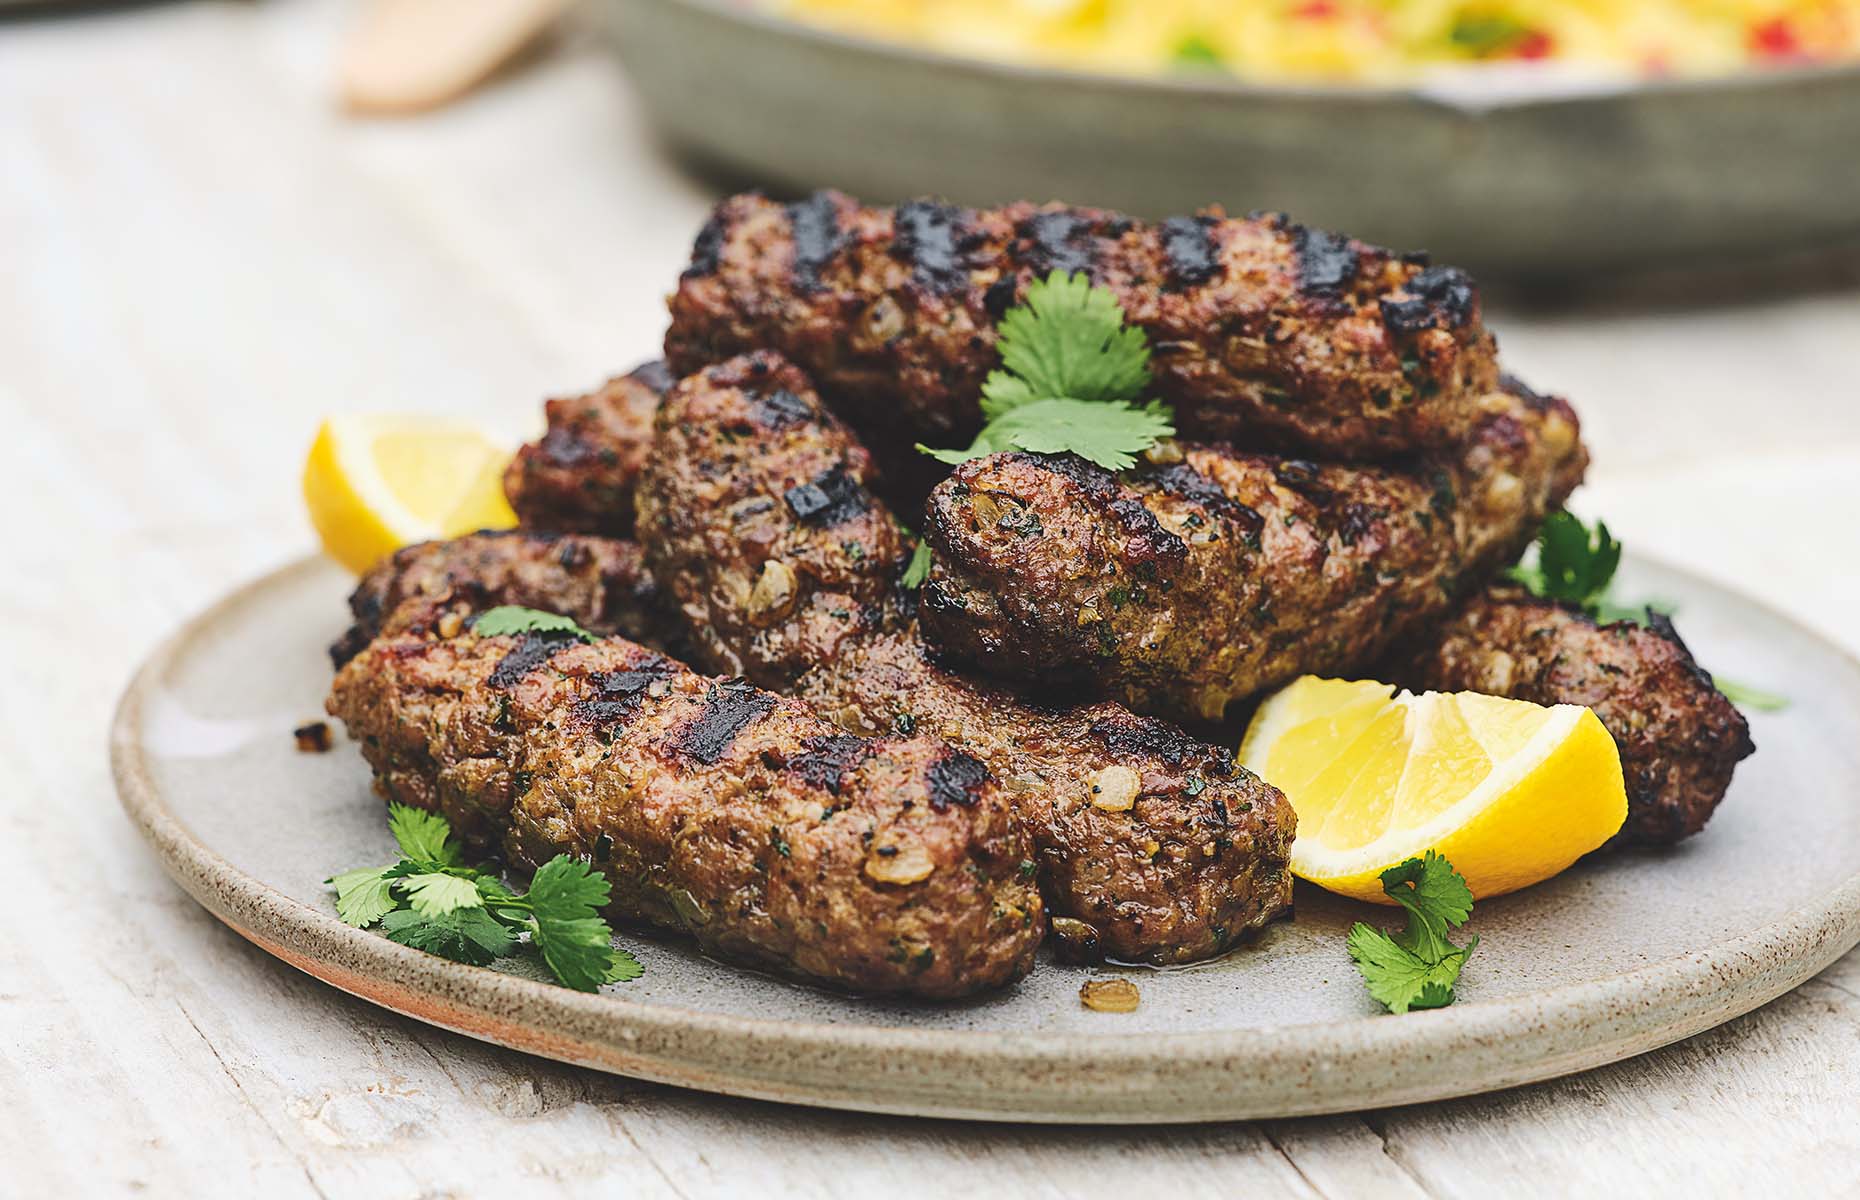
[[326, 191, 1753, 998]]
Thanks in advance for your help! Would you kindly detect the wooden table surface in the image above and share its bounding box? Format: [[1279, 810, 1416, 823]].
[[5, 3, 1859, 1196]]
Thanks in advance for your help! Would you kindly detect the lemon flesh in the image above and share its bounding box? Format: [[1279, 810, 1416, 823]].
[[303, 416, 517, 575], [1240, 677, 1627, 903]]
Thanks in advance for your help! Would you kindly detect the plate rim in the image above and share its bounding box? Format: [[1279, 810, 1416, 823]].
[[111, 552, 1860, 1122]]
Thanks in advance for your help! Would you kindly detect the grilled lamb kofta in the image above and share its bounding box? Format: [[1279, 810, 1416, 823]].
[[918, 376, 1587, 722], [1385, 588, 1755, 846], [792, 631, 1297, 963], [633, 351, 909, 688], [664, 190, 1499, 463], [331, 529, 676, 668], [502, 361, 673, 536], [633, 352, 1297, 963], [327, 595, 1044, 998]]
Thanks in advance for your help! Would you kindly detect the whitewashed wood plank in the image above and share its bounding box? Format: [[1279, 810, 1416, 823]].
[[1356, 966, 1860, 1196]]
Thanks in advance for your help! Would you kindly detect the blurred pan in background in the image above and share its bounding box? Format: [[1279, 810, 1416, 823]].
[[601, 0, 1860, 278]]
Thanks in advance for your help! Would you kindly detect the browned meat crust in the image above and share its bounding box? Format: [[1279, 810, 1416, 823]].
[[665, 191, 1498, 464], [327, 599, 1043, 998], [331, 530, 675, 668], [919, 378, 1588, 721], [634, 351, 910, 687], [796, 632, 1295, 962], [503, 361, 671, 535], [636, 353, 1295, 963], [1384, 588, 1755, 846]]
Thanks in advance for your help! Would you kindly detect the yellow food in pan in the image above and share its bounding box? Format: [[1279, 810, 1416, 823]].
[[773, 0, 1860, 82]]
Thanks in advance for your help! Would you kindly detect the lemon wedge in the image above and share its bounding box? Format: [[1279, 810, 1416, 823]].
[[303, 416, 517, 574], [1240, 677, 1626, 903]]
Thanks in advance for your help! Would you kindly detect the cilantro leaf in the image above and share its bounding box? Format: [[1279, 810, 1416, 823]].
[[924, 398, 1176, 474], [1508, 511, 1620, 611], [380, 906, 515, 967], [1540, 512, 1620, 606], [471, 605, 596, 643], [474, 873, 523, 907], [532, 915, 622, 993], [977, 372, 1039, 420], [528, 854, 613, 916], [1381, 850, 1474, 963], [399, 872, 486, 917], [988, 397, 1177, 473], [528, 855, 621, 993], [387, 802, 460, 867], [1347, 924, 1471, 1014], [604, 949, 645, 984], [919, 429, 1007, 465], [1511, 514, 1787, 710], [1348, 852, 1479, 1014], [982, 271, 1151, 415], [1714, 675, 1789, 713], [901, 541, 933, 589], [328, 865, 398, 928]]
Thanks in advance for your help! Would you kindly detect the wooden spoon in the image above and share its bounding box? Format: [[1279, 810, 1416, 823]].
[[339, 0, 572, 116]]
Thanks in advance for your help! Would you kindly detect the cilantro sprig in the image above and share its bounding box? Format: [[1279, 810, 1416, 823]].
[[1712, 677, 1789, 712], [472, 605, 596, 642], [916, 271, 1175, 475], [328, 803, 640, 991], [1506, 510, 1620, 612], [903, 271, 1176, 589], [1508, 511, 1785, 711], [901, 540, 935, 590], [1347, 852, 1479, 1014]]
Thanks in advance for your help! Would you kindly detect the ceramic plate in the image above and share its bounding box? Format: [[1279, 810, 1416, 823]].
[[112, 553, 1860, 1122], [599, 0, 1860, 277]]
